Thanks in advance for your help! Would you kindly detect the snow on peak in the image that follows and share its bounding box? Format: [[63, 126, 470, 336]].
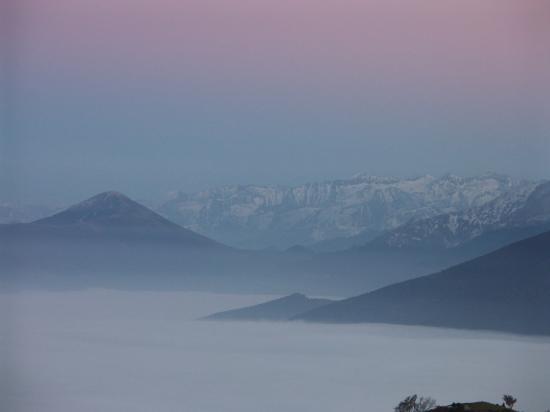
[[158, 173, 536, 249]]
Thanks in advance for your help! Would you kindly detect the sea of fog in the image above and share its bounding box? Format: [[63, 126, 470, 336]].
[[2, 290, 550, 412]]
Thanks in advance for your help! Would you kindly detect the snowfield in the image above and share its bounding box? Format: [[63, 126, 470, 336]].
[[159, 173, 536, 249], [2, 290, 550, 412]]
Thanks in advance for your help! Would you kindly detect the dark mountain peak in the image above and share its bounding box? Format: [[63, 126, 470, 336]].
[[35, 191, 179, 229], [85, 190, 129, 202], [202, 293, 334, 321], [15, 191, 225, 249], [70, 190, 137, 210]]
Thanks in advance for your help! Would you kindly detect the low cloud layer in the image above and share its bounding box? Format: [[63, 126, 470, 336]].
[[2, 290, 550, 412]]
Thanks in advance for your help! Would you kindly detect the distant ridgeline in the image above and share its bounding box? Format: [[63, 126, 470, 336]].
[[158, 174, 549, 251], [2, 186, 550, 301]]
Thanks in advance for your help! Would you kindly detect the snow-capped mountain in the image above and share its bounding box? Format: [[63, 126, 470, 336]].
[[158, 173, 535, 249], [375, 180, 550, 249]]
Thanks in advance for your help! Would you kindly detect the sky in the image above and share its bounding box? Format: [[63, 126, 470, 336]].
[[1, 0, 550, 204]]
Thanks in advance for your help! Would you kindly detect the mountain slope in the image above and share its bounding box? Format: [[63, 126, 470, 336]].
[[300, 182, 550, 293], [36, 191, 176, 228], [295, 230, 550, 335], [0, 192, 235, 290], [159, 173, 530, 249], [372, 181, 550, 250], [202, 293, 334, 321], [0, 191, 365, 295], [27, 191, 221, 246]]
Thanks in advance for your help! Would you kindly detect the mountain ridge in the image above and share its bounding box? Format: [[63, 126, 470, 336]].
[[159, 173, 533, 249], [294, 230, 550, 335], [371, 181, 550, 250], [202, 293, 335, 321]]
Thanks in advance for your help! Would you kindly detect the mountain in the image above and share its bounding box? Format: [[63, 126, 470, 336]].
[[372, 181, 550, 250], [29, 191, 221, 246], [0, 191, 233, 290], [297, 181, 550, 293], [3, 187, 548, 298], [295, 230, 550, 335], [37, 191, 171, 228], [202, 293, 334, 321], [159, 173, 530, 250], [0, 191, 355, 295]]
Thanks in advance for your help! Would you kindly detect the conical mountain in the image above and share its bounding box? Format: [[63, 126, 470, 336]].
[[37, 191, 181, 230], [0, 191, 231, 290], [3, 191, 223, 248]]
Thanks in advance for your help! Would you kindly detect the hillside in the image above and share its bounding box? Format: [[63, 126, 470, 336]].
[[202, 293, 334, 321], [373, 181, 550, 250], [295, 230, 550, 335], [429, 402, 513, 411]]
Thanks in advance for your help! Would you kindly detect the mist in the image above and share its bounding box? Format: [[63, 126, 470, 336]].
[[2, 290, 549, 412]]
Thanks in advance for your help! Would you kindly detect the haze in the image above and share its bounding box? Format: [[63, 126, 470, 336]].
[[2, 0, 550, 204], [2, 290, 550, 412]]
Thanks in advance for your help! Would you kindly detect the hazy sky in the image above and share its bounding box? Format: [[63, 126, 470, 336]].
[[2, 0, 550, 204]]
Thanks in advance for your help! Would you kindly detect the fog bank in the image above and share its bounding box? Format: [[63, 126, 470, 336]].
[[2, 290, 549, 412]]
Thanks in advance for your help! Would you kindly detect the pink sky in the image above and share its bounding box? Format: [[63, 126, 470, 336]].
[[13, 0, 550, 99], [3, 0, 550, 203]]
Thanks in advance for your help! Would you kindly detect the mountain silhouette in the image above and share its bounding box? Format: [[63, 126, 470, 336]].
[[202, 293, 334, 321], [295, 230, 550, 335], [7, 191, 223, 247]]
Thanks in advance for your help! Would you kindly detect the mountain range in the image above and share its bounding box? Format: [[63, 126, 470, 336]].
[[159, 173, 536, 250], [2, 185, 550, 335], [373, 181, 550, 250], [4, 174, 547, 255], [204, 230, 550, 335], [0, 191, 365, 294], [2, 175, 550, 296], [286, 179, 550, 293]]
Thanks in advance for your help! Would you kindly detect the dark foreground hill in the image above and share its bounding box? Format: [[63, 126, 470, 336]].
[[202, 293, 334, 321], [429, 402, 513, 411], [294, 230, 550, 335]]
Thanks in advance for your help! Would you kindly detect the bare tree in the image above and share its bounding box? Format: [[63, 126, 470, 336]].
[[395, 394, 436, 412], [502, 394, 517, 410], [416, 397, 437, 411], [395, 395, 418, 412]]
